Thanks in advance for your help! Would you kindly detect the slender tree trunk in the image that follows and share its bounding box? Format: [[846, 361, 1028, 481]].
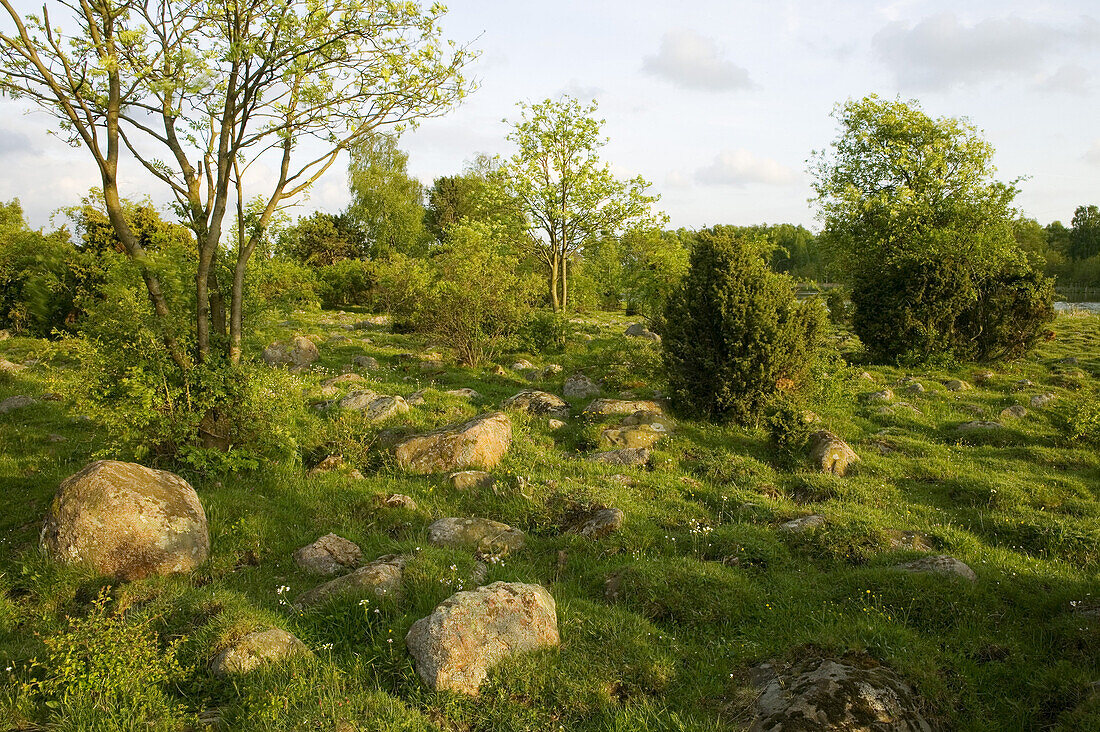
[[209, 265, 226, 340], [549, 255, 560, 311], [561, 256, 568, 311]]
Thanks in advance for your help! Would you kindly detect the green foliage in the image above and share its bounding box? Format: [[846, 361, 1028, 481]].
[[346, 133, 429, 256], [824, 286, 851, 327], [1069, 205, 1100, 261], [812, 96, 1051, 362], [518, 310, 574, 354], [419, 220, 539, 365], [765, 395, 814, 466], [1059, 391, 1100, 445], [276, 212, 366, 266], [370, 252, 434, 328], [425, 154, 528, 245], [246, 257, 321, 312], [607, 557, 762, 626], [316, 259, 375, 309], [65, 194, 194, 256], [663, 227, 826, 424], [28, 588, 191, 730]]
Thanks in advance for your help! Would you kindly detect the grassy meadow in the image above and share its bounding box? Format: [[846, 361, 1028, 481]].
[[2, 307, 1100, 731]]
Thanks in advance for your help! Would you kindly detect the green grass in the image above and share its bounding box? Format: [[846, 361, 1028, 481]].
[[2, 308, 1100, 730]]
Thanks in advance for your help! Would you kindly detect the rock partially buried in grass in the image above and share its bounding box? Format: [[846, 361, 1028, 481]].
[[956, 420, 1002, 432], [383, 494, 417, 510], [808, 431, 858, 476], [40, 460, 209, 581], [0, 395, 35, 413], [394, 412, 512, 474], [262, 335, 318, 367], [600, 424, 667, 449], [749, 657, 934, 732], [974, 370, 994, 385], [295, 554, 407, 608], [0, 357, 26, 373], [1000, 405, 1027, 419], [502, 389, 570, 420], [339, 391, 410, 423], [445, 388, 481, 399], [583, 398, 664, 418], [353, 355, 379, 370], [449, 470, 495, 492], [779, 514, 826, 532], [211, 628, 311, 676], [895, 554, 976, 582], [293, 533, 362, 575], [886, 530, 935, 552], [944, 379, 971, 392], [308, 455, 364, 480], [863, 389, 894, 404], [1030, 392, 1056, 408], [563, 373, 600, 398], [588, 447, 651, 467], [405, 582, 559, 696], [564, 507, 624, 539], [427, 517, 526, 557]]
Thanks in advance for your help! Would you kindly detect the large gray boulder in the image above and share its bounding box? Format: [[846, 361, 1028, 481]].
[[406, 582, 559, 696], [211, 628, 311, 676], [749, 657, 933, 731], [427, 517, 525, 557], [40, 460, 209, 580], [293, 533, 362, 575], [262, 336, 318, 367], [502, 389, 570, 420], [394, 412, 512, 474]]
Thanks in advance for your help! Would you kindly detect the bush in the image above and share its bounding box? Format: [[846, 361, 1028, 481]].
[[662, 227, 826, 424], [518, 310, 573, 354], [246, 257, 320, 312], [850, 254, 1054, 363], [315, 259, 375, 309], [765, 395, 814, 466], [824, 286, 852, 327], [370, 251, 433, 328]]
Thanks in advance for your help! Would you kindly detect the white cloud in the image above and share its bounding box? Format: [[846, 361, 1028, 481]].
[[695, 150, 798, 187], [872, 13, 1098, 91], [642, 30, 755, 91], [664, 170, 692, 189], [1035, 64, 1091, 95]]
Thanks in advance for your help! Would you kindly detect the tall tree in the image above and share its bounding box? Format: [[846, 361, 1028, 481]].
[[0, 0, 472, 368], [346, 132, 429, 256], [502, 96, 662, 311], [1069, 205, 1100, 261]]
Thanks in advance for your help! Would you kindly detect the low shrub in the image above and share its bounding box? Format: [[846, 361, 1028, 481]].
[[518, 310, 573, 354], [315, 259, 375, 309]]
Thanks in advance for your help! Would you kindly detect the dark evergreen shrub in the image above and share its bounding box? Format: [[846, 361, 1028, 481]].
[[957, 265, 1055, 361], [662, 227, 825, 424]]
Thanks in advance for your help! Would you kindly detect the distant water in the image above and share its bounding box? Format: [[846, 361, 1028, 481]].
[[1055, 302, 1100, 313]]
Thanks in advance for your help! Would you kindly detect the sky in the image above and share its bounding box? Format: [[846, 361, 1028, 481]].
[[2, 0, 1099, 232]]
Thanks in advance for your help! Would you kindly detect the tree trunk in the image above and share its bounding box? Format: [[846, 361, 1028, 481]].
[[549, 255, 560, 311], [561, 256, 568, 311], [209, 265, 226, 341]]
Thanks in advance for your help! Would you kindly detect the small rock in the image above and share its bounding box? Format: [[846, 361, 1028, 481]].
[[624, 323, 660, 341], [0, 395, 35, 413], [295, 554, 407, 608], [327, 335, 350, 344], [511, 359, 534, 371], [1057, 357, 1079, 366], [1000, 405, 1027, 419], [383, 494, 417, 510], [895, 554, 976, 581], [40, 392, 63, 401], [547, 419, 567, 430], [406, 390, 427, 406], [308, 455, 364, 480], [0, 357, 26, 372], [540, 364, 563, 377], [858, 371, 874, 382], [944, 379, 971, 392], [427, 517, 525, 557], [582, 398, 664, 418], [449, 470, 495, 491], [1030, 392, 1056, 408], [211, 628, 310, 676], [445, 388, 481, 399], [405, 582, 559, 696], [779, 514, 826, 532], [903, 382, 925, 394], [885, 530, 935, 552], [502, 389, 570, 420], [491, 365, 507, 376], [293, 533, 362, 575], [353, 355, 379, 370], [1014, 379, 1034, 390], [563, 373, 600, 398], [808, 431, 858, 476], [588, 447, 651, 466], [956, 420, 1002, 431], [974, 370, 995, 385], [564, 507, 624, 539], [863, 388, 894, 404]]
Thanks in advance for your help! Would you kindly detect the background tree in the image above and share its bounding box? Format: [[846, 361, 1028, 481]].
[[276, 212, 365, 266], [502, 96, 663, 311], [1069, 205, 1100, 261], [0, 0, 473, 368], [811, 95, 1051, 362], [346, 132, 430, 257], [425, 154, 526, 245]]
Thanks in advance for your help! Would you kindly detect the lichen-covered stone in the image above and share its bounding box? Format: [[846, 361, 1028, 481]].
[[582, 398, 664, 418], [293, 533, 362, 575], [588, 447, 651, 466], [563, 373, 600, 398], [1000, 405, 1027, 419], [944, 379, 971, 392], [449, 470, 495, 492], [394, 412, 512, 474], [40, 460, 209, 580], [600, 424, 666, 449], [502, 390, 570, 420], [211, 628, 310, 676], [808, 431, 858, 476], [0, 395, 35, 414], [780, 514, 826, 532], [895, 554, 976, 582], [427, 517, 525, 556], [295, 554, 406, 608], [564, 507, 624, 539], [405, 582, 559, 696], [262, 336, 318, 367], [339, 391, 409, 423]]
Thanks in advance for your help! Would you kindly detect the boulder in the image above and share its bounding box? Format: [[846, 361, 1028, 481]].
[[808, 431, 858, 476], [293, 533, 362, 575], [895, 554, 976, 582], [352, 355, 379, 370], [779, 515, 826, 533], [0, 395, 35, 414], [427, 517, 525, 557], [339, 390, 409, 423], [262, 336, 318, 367], [502, 389, 570, 420], [1031, 392, 1056, 408], [394, 412, 512, 474], [582, 398, 664, 419], [600, 424, 666, 449], [295, 554, 406, 609], [40, 460, 209, 580], [1000, 405, 1027, 419], [563, 373, 600, 398], [445, 388, 481, 399], [588, 447, 651, 467], [956, 420, 1002, 432], [944, 379, 971, 392], [211, 628, 310, 676], [0, 357, 26, 373], [564, 507, 624, 539], [749, 657, 933, 732], [406, 582, 559, 696], [449, 470, 495, 492]]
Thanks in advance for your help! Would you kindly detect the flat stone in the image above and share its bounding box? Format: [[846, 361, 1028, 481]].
[[600, 424, 666, 449], [449, 470, 495, 491], [895, 554, 976, 582], [427, 517, 525, 557], [582, 398, 664, 418], [394, 412, 512, 474], [779, 514, 826, 532], [564, 507, 624, 539], [588, 447, 651, 466], [211, 628, 310, 676], [293, 533, 362, 575], [340, 391, 409, 422], [445, 388, 481, 399], [957, 420, 1002, 431], [502, 390, 570, 420], [0, 395, 35, 413], [406, 582, 559, 696], [295, 554, 406, 609]]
